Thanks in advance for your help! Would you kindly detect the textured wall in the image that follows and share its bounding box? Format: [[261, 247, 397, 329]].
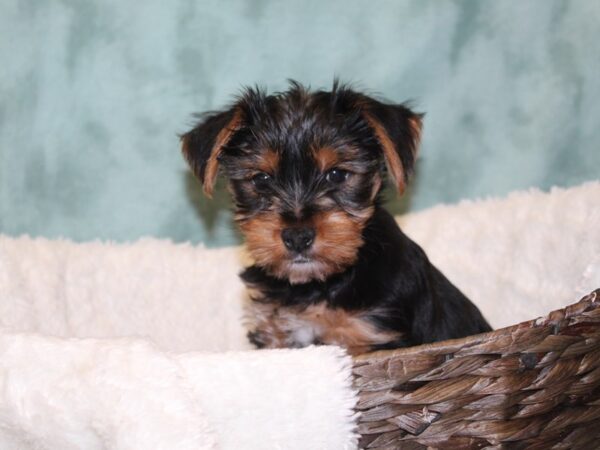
[[1, 0, 598, 246]]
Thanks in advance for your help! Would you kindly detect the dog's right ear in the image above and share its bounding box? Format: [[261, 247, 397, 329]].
[[180, 107, 244, 197]]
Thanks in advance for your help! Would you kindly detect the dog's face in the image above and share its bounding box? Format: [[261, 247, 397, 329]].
[[182, 82, 422, 284]]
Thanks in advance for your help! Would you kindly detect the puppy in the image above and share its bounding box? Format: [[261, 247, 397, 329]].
[[181, 81, 491, 355]]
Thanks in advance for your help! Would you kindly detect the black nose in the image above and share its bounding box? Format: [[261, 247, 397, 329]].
[[281, 227, 316, 253]]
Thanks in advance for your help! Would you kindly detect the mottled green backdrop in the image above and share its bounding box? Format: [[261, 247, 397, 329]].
[[1, 0, 598, 246]]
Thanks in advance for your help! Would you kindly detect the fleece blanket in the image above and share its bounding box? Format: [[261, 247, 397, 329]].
[[0, 181, 599, 449]]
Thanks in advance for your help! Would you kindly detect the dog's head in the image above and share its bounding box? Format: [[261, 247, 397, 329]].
[[182, 82, 422, 283]]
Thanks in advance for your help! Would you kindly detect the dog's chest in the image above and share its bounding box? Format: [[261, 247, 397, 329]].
[[245, 300, 402, 355]]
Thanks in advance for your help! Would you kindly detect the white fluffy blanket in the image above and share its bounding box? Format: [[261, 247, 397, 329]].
[[0, 182, 599, 449]]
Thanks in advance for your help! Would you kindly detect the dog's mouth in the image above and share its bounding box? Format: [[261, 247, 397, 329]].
[[290, 255, 312, 264], [284, 256, 324, 284]]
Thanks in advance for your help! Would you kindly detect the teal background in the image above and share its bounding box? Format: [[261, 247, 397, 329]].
[[1, 0, 598, 247]]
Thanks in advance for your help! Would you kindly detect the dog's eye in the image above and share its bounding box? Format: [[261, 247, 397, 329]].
[[325, 168, 349, 184], [252, 172, 272, 190]]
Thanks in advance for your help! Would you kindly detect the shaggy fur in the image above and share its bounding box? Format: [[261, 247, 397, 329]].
[[181, 82, 491, 354]]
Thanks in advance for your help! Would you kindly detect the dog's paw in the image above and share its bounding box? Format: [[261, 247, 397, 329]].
[[247, 330, 267, 349]]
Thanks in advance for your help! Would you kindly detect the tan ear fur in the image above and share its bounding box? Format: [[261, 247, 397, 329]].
[[181, 108, 244, 197], [362, 111, 422, 194]]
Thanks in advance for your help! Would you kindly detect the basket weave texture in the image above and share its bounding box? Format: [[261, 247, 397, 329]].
[[353, 289, 600, 449]]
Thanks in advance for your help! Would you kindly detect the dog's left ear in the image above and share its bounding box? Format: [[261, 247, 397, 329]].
[[360, 99, 423, 194], [180, 107, 244, 197]]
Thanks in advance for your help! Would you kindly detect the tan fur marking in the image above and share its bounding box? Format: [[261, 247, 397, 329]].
[[302, 303, 403, 355], [312, 146, 340, 172], [245, 301, 403, 355], [312, 209, 370, 270], [255, 149, 280, 175], [239, 212, 288, 271], [203, 108, 244, 197], [363, 112, 407, 194], [408, 115, 423, 159]]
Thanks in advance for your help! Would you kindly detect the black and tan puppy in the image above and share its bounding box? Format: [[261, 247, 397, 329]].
[[181, 82, 491, 355]]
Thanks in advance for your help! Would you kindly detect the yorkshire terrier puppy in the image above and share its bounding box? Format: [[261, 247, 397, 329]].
[[181, 81, 491, 355]]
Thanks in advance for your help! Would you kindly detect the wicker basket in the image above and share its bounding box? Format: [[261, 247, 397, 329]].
[[353, 289, 600, 449]]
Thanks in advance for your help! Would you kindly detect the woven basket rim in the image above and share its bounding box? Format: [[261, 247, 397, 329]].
[[353, 288, 600, 363]]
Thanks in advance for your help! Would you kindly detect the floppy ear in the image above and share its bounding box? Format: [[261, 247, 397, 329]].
[[360, 100, 423, 194], [180, 107, 243, 197]]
